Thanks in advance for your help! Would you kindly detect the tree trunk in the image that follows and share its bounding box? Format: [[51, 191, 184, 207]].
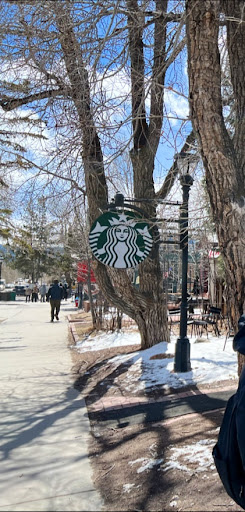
[[135, 302, 169, 350], [95, 264, 170, 346], [53, 2, 170, 348], [0, 1, 185, 350], [186, 0, 245, 373]]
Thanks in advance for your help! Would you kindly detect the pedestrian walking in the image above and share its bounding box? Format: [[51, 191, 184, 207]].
[[31, 283, 39, 302], [25, 286, 32, 302], [47, 279, 63, 322], [39, 283, 47, 302]]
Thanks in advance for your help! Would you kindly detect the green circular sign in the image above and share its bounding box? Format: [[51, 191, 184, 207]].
[[89, 210, 153, 268]]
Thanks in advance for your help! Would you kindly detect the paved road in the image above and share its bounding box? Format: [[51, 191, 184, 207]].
[[0, 298, 102, 511]]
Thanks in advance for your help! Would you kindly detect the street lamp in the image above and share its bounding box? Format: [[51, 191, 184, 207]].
[[174, 152, 196, 372], [105, 169, 197, 373], [0, 255, 3, 281]]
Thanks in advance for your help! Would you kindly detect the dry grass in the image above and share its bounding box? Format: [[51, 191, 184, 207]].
[[70, 309, 137, 336], [68, 310, 94, 338], [74, 323, 95, 337], [70, 311, 92, 322]]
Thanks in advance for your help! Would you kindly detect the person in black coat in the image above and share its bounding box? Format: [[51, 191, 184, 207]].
[[47, 279, 63, 322], [233, 314, 245, 351], [212, 315, 245, 509], [233, 314, 245, 467]]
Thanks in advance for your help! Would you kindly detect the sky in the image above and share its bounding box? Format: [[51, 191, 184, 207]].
[[0, 1, 190, 196]]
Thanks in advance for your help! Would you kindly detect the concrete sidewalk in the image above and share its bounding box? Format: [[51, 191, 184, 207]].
[[0, 299, 102, 511]]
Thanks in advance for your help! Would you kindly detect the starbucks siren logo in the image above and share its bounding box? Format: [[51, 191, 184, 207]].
[[89, 211, 153, 268]]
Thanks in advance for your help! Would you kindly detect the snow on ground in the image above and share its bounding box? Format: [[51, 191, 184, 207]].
[[74, 329, 238, 391], [161, 438, 216, 473], [75, 329, 141, 351], [129, 457, 164, 473], [73, 321, 239, 482]]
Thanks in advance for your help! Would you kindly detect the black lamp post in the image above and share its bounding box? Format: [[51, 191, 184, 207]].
[[107, 174, 196, 373], [174, 152, 195, 372], [0, 255, 3, 281]]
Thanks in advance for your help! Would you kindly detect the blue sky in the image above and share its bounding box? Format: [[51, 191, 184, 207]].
[[0, 0, 191, 212]]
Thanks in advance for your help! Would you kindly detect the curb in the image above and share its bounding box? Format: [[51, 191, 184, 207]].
[[67, 314, 81, 323], [88, 383, 237, 413], [69, 322, 80, 343], [68, 314, 86, 343], [68, 315, 93, 344], [88, 388, 237, 428]]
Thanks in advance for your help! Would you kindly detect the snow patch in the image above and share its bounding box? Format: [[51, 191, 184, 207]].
[[129, 457, 164, 473], [162, 439, 216, 474]]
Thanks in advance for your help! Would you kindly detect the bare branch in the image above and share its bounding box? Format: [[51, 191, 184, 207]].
[[0, 88, 64, 111], [156, 130, 196, 200]]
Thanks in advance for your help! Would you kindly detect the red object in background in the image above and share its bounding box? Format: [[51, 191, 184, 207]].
[[75, 297, 79, 307], [208, 250, 220, 259], [77, 261, 96, 283]]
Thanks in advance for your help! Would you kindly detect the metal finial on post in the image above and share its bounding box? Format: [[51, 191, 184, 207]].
[[114, 191, 125, 207]]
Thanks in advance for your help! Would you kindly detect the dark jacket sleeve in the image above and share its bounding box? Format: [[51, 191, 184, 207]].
[[236, 367, 245, 470]]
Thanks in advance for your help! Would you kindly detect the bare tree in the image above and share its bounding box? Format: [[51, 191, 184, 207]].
[[186, 0, 245, 372], [0, 0, 192, 348]]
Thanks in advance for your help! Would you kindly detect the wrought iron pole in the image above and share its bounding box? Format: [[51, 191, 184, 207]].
[[0, 256, 3, 281], [174, 174, 193, 372]]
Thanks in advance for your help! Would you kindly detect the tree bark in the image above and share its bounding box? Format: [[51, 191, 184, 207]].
[[0, 0, 187, 349], [186, 0, 245, 373], [54, 1, 171, 347]]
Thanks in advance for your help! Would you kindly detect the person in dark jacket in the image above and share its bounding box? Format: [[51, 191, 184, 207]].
[[212, 315, 245, 509], [47, 279, 63, 322], [233, 315, 245, 469]]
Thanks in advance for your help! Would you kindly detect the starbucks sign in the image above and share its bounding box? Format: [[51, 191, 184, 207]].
[[89, 211, 153, 268]]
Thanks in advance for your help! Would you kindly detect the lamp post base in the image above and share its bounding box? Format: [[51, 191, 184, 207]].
[[174, 337, 191, 372]]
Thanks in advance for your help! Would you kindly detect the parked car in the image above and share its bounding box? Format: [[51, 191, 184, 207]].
[[0, 279, 6, 291], [5, 283, 15, 290], [14, 285, 26, 296]]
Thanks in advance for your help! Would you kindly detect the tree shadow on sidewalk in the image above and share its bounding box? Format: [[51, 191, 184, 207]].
[[0, 387, 86, 462]]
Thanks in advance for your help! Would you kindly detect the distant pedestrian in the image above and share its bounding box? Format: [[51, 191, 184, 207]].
[[25, 286, 32, 302], [63, 282, 68, 301], [39, 283, 47, 302], [47, 279, 63, 322], [31, 283, 39, 302], [192, 275, 200, 296]]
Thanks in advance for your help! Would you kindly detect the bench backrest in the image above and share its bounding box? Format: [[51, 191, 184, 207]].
[[168, 308, 181, 316], [209, 306, 221, 316]]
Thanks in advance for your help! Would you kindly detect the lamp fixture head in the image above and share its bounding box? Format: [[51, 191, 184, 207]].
[[174, 151, 198, 177], [114, 191, 125, 207]]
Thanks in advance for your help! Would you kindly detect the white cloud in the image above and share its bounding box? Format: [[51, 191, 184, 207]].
[[164, 89, 189, 125], [0, 107, 49, 152]]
